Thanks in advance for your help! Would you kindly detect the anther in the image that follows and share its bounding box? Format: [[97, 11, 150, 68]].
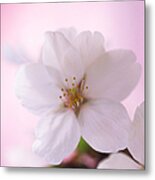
[[59, 96, 62, 99], [72, 83, 75, 86], [73, 77, 76, 80], [61, 88, 64, 91], [63, 93, 66, 97], [65, 78, 68, 82], [86, 86, 88, 89]]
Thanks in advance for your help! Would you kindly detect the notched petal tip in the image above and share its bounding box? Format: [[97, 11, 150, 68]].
[[44, 31, 65, 40], [94, 31, 105, 41], [58, 27, 77, 35], [44, 31, 53, 39]]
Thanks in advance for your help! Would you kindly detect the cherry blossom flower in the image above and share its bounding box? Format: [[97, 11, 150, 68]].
[[15, 28, 141, 164]]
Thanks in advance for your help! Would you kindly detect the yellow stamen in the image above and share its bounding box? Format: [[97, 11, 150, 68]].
[[59, 76, 87, 112]]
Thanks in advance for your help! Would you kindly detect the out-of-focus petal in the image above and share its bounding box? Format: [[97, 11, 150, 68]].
[[58, 27, 77, 43]]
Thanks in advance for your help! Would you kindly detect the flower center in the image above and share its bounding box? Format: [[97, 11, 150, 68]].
[[59, 76, 88, 113]]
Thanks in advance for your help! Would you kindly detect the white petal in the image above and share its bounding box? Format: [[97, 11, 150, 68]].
[[79, 99, 131, 153], [58, 27, 77, 43], [85, 49, 141, 101], [97, 153, 142, 169], [41, 31, 71, 70], [33, 109, 81, 165], [42, 31, 84, 83], [128, 102, 144, 165], [15, 63, 62, 115], [74, 31, 105, 69], [62, 47, 84, 84]]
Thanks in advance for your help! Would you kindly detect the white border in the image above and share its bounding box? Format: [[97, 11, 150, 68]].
[[1, 0, 154, 179], [0, 0, 142, 3]]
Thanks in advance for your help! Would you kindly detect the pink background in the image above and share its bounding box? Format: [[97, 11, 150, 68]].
[[1, 1, 144, 167]]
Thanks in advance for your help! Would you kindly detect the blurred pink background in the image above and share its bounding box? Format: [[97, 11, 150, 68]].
[[1, 1, 144, 167]]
